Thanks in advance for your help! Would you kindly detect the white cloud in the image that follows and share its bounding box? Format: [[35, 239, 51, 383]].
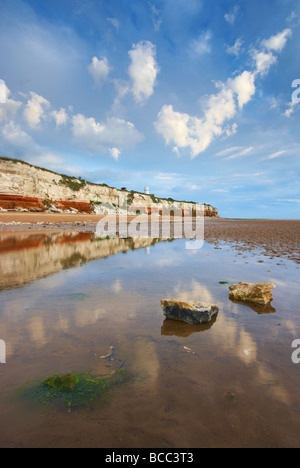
[[154, 172, 179, 181], [1, 120, 36, 150], [155, 73, 253, 158], [225, 6, 240, 25], [0, 79, 8, 104], [277, 199, 300, 204], [109, 147, 120, 161], [107, 17, 120, 30], [229, 71, 256, 109], [284, 103, 296, 118], [253, 50, 277, 76], [71, 113, 144, 156], [23, 91, 50, 128], [263, 150, 287, 160], [155, 29, 292, 158], [1, 120, 63, 167], [128, 41, 160, 104], [226, 38, 244, 56], [190, 31, 212, 56], [155, 83, 237, 158], [215, 146, 244, 157], [225, 146, 254, 160], [51, 108, 68, 126], [151, 4, 162, 32], [262, 28, 292, 52], [0, 80, 22, 123], [186, 183, 200, 191], [88, 56, 111, 86]]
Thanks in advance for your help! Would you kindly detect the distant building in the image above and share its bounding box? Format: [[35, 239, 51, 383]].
[[144, 186, 150, 195]]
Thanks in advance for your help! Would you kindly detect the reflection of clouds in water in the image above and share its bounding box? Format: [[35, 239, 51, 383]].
[[55, 316, 70, 333], [111, 279, 122, 294], [285, 320, 298, 338], [166, 278, 292, 404], [170, 279, 215, 305], [256, 362, 290, 405], [238, 329, 257, 365], [154, 258, 180, 268], [27, 317, 48, 348], [132, 337, 160, 389], [74, 306, 107, 328]]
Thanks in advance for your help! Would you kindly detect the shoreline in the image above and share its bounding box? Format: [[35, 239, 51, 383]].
[[0, 214, 299, 264]]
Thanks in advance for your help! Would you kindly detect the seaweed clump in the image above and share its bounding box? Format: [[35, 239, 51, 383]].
[[21, 370, 130, 412]]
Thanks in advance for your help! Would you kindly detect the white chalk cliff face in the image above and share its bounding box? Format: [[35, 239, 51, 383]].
[[0, 158, 218, 216]]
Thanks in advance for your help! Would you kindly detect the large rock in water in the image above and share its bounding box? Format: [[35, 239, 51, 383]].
[[161, 299, 219, 325], [228, 282, 276, 306]]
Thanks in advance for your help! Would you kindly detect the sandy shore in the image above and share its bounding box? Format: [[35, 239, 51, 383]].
[[0, 212, 112, 225], [0, 213, 299, 263], [205, 218, 300, 264]]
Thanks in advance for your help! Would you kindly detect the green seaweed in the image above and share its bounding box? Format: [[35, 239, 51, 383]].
[[19, 370, 130, 411]]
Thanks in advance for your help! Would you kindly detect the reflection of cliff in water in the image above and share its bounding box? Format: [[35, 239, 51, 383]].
[[0, 232, 164, 291]]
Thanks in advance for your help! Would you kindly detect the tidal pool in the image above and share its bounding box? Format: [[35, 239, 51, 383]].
[[0, 230, 299, 448]]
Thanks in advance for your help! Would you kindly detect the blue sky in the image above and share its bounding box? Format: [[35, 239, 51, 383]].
[[0, 0, 299, 218]]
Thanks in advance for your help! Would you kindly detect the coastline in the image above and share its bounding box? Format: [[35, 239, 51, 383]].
[[0, 214, 299, 264]]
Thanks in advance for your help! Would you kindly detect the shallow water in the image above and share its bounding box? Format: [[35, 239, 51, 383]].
[[0, 230, 299, 448]]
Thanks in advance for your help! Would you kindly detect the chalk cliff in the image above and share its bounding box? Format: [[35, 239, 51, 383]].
[[0, 157, 218, 217]]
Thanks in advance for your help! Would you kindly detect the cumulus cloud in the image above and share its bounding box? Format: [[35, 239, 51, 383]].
[[23, 91, 50, 128], [155, 29, 291, 158], [71, 113, 144, 156], [262, 28, 292, 52], [155, 84, 237, 158], [109, 147, 121, 161], [252, 50, 277, 76], [51, 108, 68, 126], [88, 56, 111, 86], [155, 74, 251, 158], [128, 41, 160, 104], [228, 71, 256, 109], [1, 120, 36, 151], [0, 79, 8, 104], [226, 38, 244, 56], [0, 79, 22, 123]]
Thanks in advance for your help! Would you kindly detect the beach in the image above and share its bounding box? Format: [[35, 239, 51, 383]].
[[0, 213, 299, 263]]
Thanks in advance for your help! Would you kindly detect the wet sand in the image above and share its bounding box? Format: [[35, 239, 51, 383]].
[[1, 214, 299, 263], [0, 220, 299, 448], [204, 219, 300, 264]]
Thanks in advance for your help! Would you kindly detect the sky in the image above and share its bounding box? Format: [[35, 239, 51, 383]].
[[0, 0, 299, 219]]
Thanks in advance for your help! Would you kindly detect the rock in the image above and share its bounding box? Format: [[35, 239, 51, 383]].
[[49, 206, 63, 213], [228, 282, 276, 305], [161, 299, 219, 325]]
